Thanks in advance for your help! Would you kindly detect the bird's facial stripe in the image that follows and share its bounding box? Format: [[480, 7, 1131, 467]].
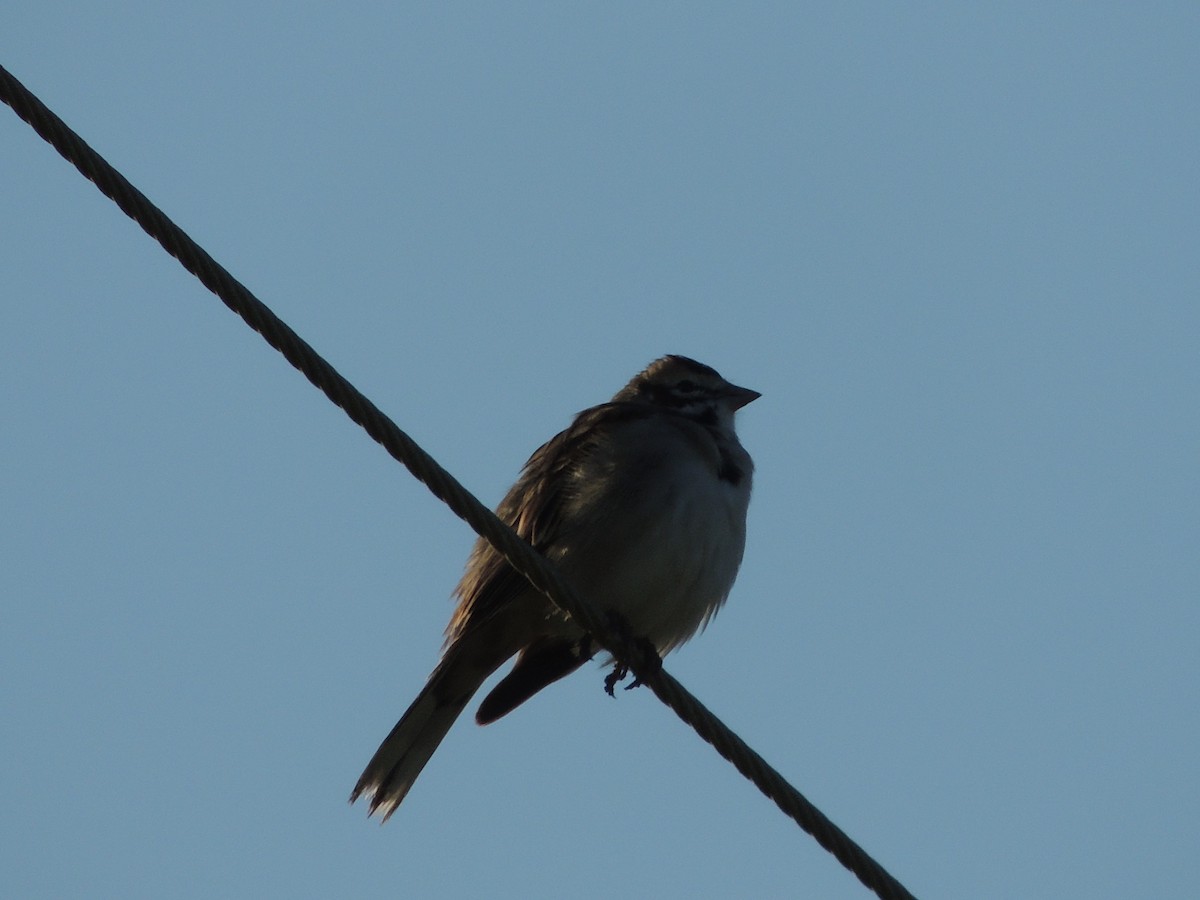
[[643, 382, 717, 409]]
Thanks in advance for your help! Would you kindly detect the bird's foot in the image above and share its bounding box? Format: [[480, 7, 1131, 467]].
[[602, 612, 663, 697], [603, 661, 629, 697]]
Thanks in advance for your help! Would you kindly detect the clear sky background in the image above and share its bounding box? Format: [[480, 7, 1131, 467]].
[[2, 5, 1196, 899]]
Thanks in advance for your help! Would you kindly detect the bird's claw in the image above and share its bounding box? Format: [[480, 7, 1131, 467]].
[[604, 662, 628, 697], [601, 611, 662, 697]]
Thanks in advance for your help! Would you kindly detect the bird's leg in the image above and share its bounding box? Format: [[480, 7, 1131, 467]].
[[602, 611, 663, 696], [603, 661, 628, 697]]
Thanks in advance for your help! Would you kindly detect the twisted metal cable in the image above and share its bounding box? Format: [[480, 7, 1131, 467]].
[[2, 63, 917, 900]]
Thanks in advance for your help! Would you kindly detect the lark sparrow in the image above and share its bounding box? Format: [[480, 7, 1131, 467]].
[[351, 355, 758, 820]]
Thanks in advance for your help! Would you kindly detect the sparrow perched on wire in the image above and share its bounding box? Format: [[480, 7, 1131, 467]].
[[351, 355, 758, 820]]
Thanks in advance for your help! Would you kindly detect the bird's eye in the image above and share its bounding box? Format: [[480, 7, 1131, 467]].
[[676, 379, 699, 393]]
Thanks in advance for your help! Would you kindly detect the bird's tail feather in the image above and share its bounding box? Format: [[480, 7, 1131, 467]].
[[350, 631, 507, 820]]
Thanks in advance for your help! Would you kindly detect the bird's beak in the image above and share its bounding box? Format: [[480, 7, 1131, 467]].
[[725, 385, 761, 410]]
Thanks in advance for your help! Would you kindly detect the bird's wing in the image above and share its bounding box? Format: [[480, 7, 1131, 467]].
[[444, 400, 655, 645]]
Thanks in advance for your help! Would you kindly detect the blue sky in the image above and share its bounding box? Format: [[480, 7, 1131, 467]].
[[2, 5, 1197, 898]]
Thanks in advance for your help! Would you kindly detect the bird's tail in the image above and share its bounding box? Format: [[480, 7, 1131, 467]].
[[350, 630, 507, 821]]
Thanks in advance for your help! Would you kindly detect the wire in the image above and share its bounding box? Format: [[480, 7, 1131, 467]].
[[1, 63, 918, 900]]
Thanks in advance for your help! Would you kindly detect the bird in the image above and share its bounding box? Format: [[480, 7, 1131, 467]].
[[350, 355, 758, 820]]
